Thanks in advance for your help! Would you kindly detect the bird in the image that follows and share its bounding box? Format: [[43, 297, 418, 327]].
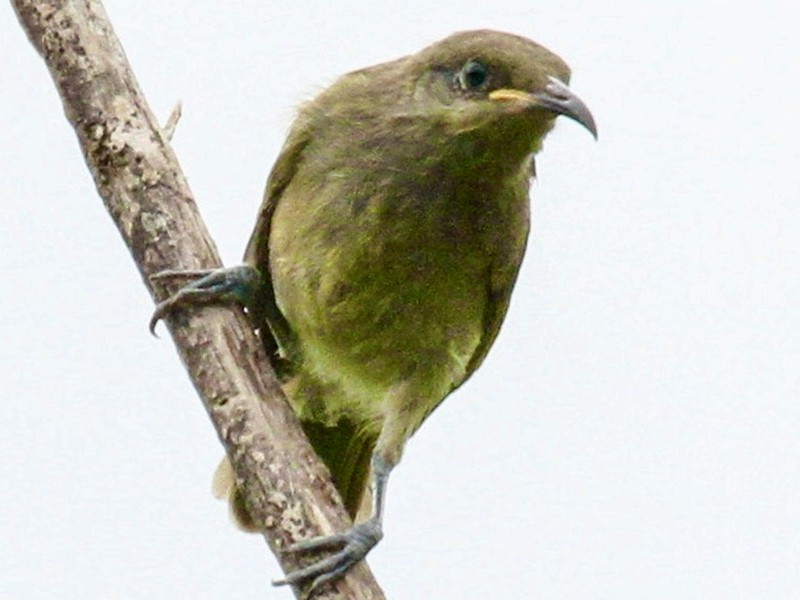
[[151, 28, 595, 594]]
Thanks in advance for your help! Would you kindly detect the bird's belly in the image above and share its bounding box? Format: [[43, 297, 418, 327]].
[[315, 256, 480, 375], [272, 222, 487, 415]]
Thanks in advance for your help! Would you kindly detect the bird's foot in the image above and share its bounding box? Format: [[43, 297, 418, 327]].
[[273, 518, 383, 594], [149, 264, 260, 334]]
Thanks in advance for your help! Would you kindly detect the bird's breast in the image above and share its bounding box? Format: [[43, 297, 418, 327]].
[[269, 163, 528, 420]]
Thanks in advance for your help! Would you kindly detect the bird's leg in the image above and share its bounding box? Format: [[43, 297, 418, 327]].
[[149, 264, 262, 334], [273, 455, 394, 593]]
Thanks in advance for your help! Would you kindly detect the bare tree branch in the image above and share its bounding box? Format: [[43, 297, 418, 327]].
[[11, 1, 385, 598]]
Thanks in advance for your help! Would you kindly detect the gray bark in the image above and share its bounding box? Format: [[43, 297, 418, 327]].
[[11, 1, 385, 598]]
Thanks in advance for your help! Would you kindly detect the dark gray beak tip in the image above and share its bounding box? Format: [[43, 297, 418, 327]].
[[538, 76, 598, 140]]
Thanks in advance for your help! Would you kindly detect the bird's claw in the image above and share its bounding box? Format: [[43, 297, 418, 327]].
[[149, 268, 216, 282], [149, 268, 216, 335], [273, 519, 383, 595], [148, 265, 260, 335]]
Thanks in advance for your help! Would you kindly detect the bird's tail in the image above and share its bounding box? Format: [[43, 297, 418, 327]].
[[212, 457, 261, 532], [212, 417, 377, 531], [301, 417, 377, 521]]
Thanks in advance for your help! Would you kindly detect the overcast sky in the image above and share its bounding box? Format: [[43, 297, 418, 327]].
[[2, 1, 800, 599]]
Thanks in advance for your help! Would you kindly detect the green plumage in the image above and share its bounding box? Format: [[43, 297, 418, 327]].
[[180, 29, 596, 587]]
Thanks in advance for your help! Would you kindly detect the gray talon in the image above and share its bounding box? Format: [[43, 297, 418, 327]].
[[147, 265, 261, 335], [273, 519, 383, 591]]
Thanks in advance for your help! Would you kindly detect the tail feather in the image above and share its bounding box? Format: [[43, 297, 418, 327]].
[[301, 417, 377, 520], [212, 457, 260, 532], [213, 418, 376, 530]]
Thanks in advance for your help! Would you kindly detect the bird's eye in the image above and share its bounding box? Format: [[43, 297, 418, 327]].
[[459, 60, 488, 90]]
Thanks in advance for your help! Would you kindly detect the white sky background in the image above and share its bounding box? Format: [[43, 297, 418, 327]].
[[2, 1, 800, 598]]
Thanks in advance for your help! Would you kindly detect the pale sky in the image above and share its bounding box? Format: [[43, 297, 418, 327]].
[[2, 1, 800, 599]]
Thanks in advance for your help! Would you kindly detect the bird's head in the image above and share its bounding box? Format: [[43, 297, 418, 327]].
[[302, 30, 595, 177], [406, 30, 596, 162]]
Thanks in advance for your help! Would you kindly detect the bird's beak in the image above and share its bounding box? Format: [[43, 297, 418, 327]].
[[489, 76, 597, 139]]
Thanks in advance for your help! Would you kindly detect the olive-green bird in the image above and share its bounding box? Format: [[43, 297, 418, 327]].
[[152, 29, 595, 592]]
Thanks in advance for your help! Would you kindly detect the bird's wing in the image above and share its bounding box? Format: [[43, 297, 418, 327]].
[[457, 176, 532, 389], [242, 123, 379, 518], [242, 124, 312, 357], [461, 249, 527, 385], [244, 123, 311, 269]]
